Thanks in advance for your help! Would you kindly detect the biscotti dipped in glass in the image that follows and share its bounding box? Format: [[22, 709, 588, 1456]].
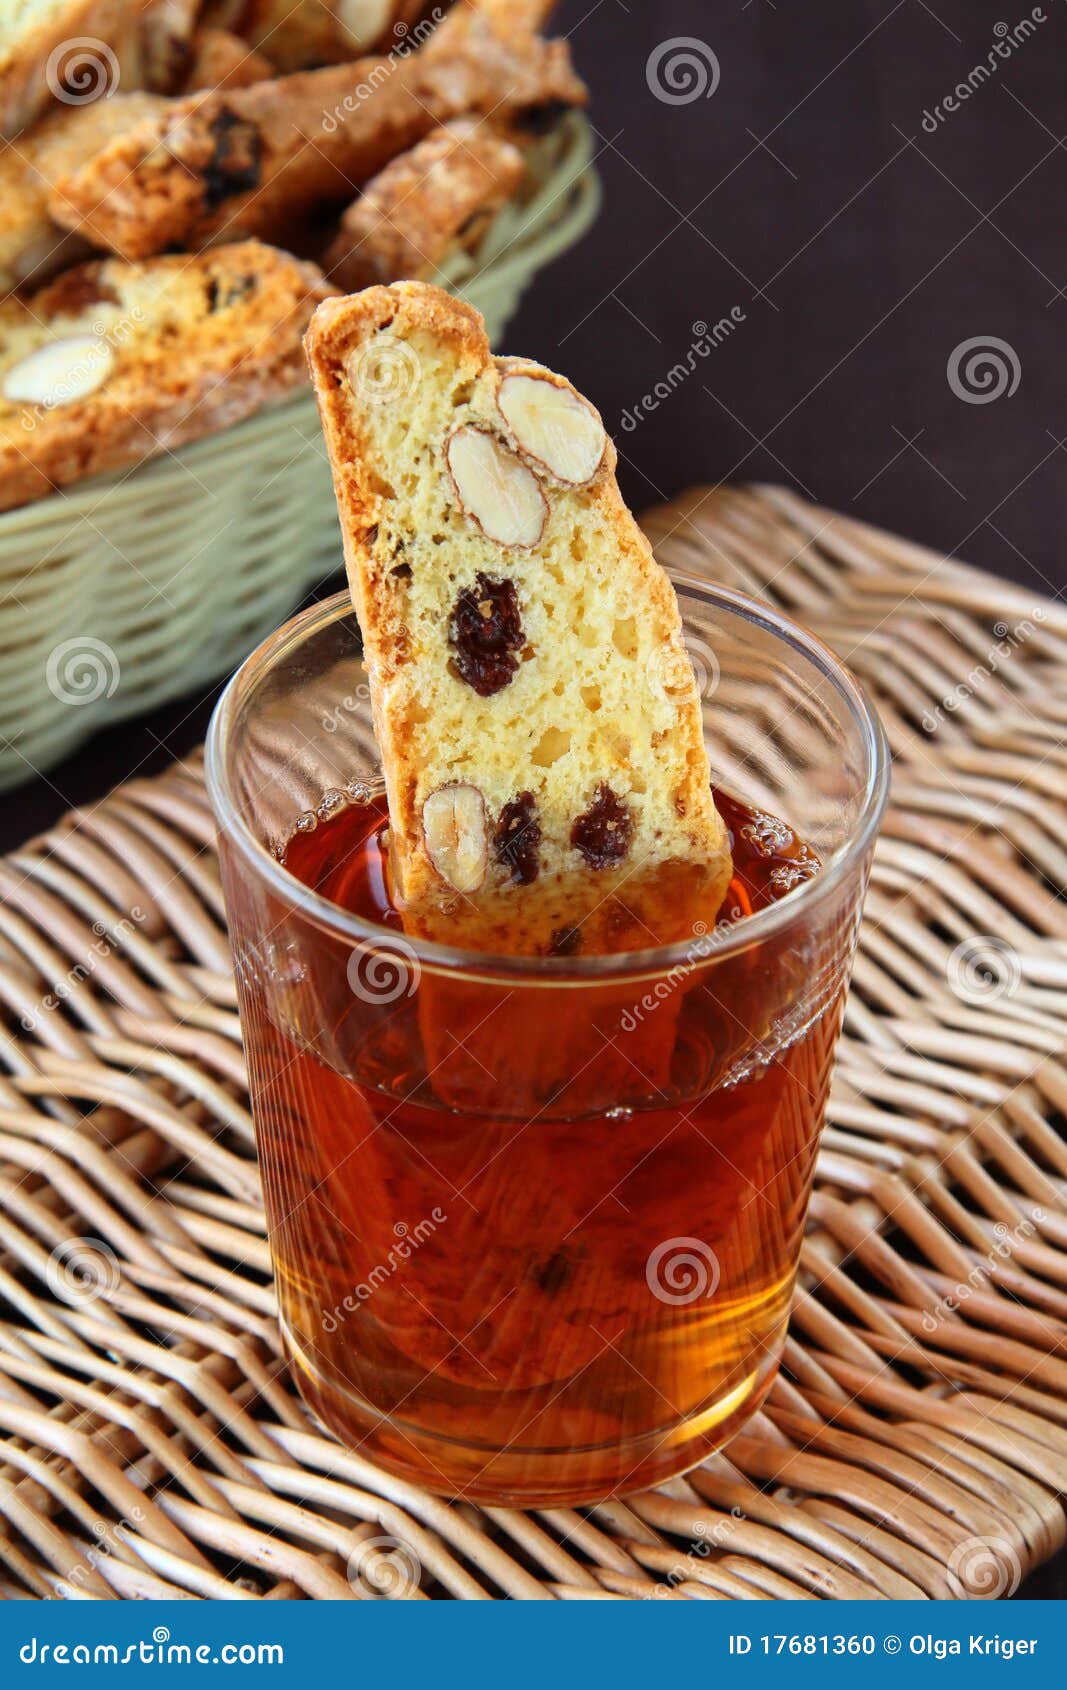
[[306, 280, 733, 956]]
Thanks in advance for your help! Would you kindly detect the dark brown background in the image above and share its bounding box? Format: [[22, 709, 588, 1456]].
[[3, 0, 1063, 1595]]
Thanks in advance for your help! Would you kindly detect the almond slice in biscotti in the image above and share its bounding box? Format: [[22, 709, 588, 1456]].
[[305, 281, 733, 959]]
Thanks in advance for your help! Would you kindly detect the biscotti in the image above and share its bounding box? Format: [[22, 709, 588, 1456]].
[[325, 120, 526, 292], [470, 0, 559, 26], [0, 93, 166, 293], [142, 2, 272, 92], [179, 28, 274, 92], [305, 282, 733, 956], [203, 0, 432, 70], [0, 240, 333, 511], [48, 3, 586, 259], [0, 1, 154, 135], [138, 0, 201, 90]]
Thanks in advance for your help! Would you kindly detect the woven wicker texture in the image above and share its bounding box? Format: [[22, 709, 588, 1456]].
[[0, 485, 1065, 1601], [0, 113, 599, 793]]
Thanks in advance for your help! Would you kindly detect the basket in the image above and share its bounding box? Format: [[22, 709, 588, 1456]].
[[0, 486, 1064, 1599], [0, 113, 600, 791]]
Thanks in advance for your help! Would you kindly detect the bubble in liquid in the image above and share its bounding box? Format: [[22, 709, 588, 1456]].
[[740, 813, 794, 856], [317, 788, 348, 820], [769, 858, 819, 892]]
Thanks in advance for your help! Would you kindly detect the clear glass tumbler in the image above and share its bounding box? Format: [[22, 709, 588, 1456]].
[[206, 577, 888, 1506]]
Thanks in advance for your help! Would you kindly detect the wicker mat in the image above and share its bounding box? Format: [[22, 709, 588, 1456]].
[[1, 485, 1065, 1601]]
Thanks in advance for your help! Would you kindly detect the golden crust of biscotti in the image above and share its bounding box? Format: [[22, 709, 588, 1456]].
[[47, 67, 405, 260], [305, 282, 732, 956], [48, 4, 585, 259], [203, 1, 432, 71], [324, 119, 526, 291], [0, 240, 333, 511], [0, 1, 156, 136], [0, 93, 166, 293], [419, 0, 578, 98], [468, 0, 560, 29], [179, 28, 274, 92]]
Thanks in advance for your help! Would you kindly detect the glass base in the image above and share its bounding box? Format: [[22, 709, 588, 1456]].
[[282, 1315, 787, 1507]]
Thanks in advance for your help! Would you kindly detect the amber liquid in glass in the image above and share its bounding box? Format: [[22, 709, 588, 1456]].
[[243, 790, 839, 1504]]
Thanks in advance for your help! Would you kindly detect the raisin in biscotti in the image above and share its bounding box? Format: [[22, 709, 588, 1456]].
[[325, 120, 526, 292], [48, 1, 585, 260], [305, 283, 733, 957], [0, 240, 332, 512]]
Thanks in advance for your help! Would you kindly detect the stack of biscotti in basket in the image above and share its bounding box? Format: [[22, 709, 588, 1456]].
[[0, 0, 587, 513]]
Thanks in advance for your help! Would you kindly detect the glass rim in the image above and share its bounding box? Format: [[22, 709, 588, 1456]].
[[205, 575, 890, 984]]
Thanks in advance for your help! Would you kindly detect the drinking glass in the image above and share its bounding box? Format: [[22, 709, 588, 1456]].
[[206, 578, 888, 1505]]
